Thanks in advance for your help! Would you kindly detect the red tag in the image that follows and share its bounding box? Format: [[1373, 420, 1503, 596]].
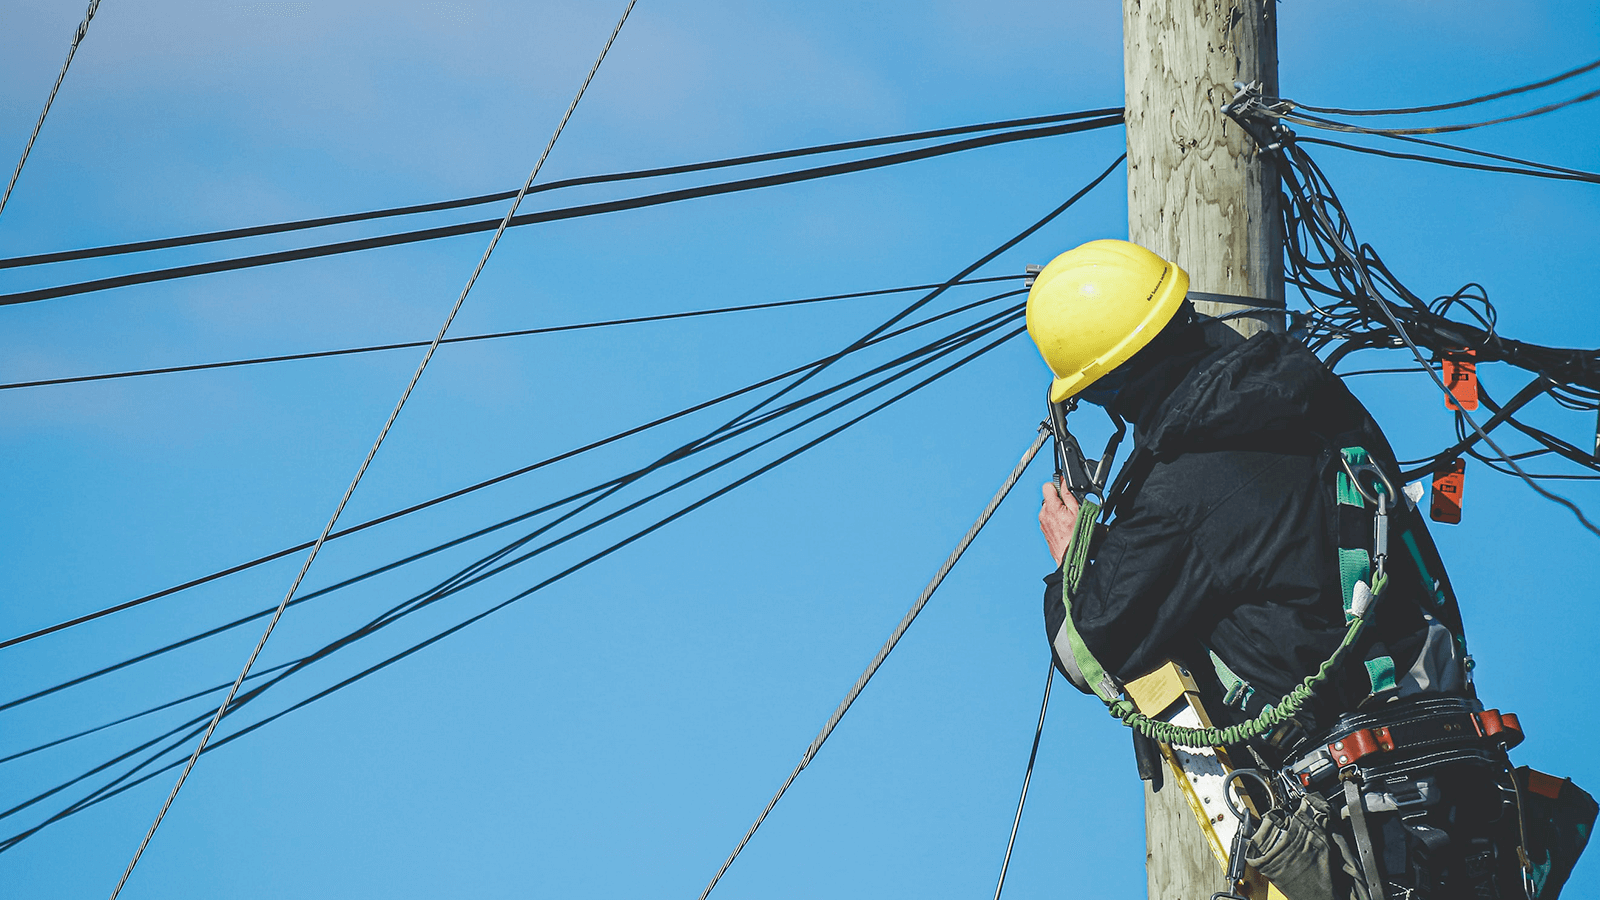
[[1442, 351, 1478, 411], [1431, 459, 1465, 524]]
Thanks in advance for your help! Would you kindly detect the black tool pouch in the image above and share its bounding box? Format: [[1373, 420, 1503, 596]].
[[1247, 792, 1361, 900], [1516, 767, 1598, 899]]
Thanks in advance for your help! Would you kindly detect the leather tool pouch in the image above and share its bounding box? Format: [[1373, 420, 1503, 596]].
[[1516, 767, 1598, 899]]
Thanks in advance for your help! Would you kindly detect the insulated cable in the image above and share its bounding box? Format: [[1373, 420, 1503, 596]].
[[1, 314, 1022, 834], [107, 3, 639, 894], [1303, 126, 1600, 181], [1, 297, 1025, 725], [1229, 102, 1600, 536], [1297, 136, 1600, 186], [5, 151, 1120, 652], [3, 322, 1031, 852], [992, 660, 1054, 900], [9, 156, 1122, 845], [705, 154, 1124, 446], [0, 109, 1120, 270], [1295, 56, 1600, 117], [0, 310, 1026, 832], [0, 275, 1023, 392], [0, 285, 1022, 653], [696, 428, 1047, 900], [0, 117, 1122, 308], [1285, 86, 1600, 136], [0, 0, 104, 220]]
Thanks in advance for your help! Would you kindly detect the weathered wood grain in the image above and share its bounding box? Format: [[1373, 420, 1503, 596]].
[[1125, 0, 1284, 338]]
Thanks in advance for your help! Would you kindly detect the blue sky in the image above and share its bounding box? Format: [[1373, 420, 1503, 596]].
[[2, 1, 1597, 897]]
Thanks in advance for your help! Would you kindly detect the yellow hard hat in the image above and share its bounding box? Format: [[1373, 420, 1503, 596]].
[[1025, 239, 1190, 403]]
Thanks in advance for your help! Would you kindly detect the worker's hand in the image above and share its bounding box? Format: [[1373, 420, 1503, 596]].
[[1039, 480, 1081, 564]]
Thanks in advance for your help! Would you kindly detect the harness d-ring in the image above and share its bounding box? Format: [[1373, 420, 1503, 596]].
[[1222, 768, 1273, 824], [1339, 454, 1395, 507]]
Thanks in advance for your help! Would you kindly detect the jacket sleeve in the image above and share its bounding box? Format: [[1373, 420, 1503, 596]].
[[1043, 502, 1223, 689]]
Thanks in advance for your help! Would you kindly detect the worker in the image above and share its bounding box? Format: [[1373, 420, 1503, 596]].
[[1027, 240, 1585, 899]]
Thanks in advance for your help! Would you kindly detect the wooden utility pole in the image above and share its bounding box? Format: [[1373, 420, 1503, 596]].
[[1123, 0, 1284, 896], [1124, 0, 1284, 338]]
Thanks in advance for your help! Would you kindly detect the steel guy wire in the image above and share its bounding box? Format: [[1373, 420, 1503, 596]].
[[0, 109, 1121, 270], [0, 0, 103, 220], [106, 2, 640, 894], [0, 285, 1022, 655], [3, 322, 1032, 852], [696, 427, 1048, 900], [0, 275, 1024, 392]]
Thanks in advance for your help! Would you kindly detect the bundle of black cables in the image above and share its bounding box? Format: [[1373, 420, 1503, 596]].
[[1218, 93, 1600, 532]]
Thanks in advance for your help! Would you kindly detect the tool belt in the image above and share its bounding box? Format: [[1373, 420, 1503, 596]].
[[1289, 696, 1523, 791]]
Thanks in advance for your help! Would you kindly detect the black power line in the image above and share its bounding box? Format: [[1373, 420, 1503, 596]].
[[1287, 86, 1600, 136], [0, 116, 1122, 307], [0, 275, 1023, 392], [1298, 136, 1600, 186], [0, 319, 1029, 853], [2, 152, 1122, 653], [0, 295, 1027, 717], [1, 158, 1123, 851], [0, 287, 1022, 655], [1223, 97, 1600, 534], [1295, 56, 1600, 117], [0, 109, 1121, 271]]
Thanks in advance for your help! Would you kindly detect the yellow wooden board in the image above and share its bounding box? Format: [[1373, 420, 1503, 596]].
[[1132, 662, 1293, 900]]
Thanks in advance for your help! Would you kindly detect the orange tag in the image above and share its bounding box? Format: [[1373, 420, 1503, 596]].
[[1443, 351, 1478, 411], [1431, 459, 1465, 524], [1527, 769, 1566, 800]]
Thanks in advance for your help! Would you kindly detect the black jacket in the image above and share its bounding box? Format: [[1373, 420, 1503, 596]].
[[1044, 318, 1463, 737]]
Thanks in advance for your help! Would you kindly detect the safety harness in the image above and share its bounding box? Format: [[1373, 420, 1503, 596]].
[[1052, 441, 1555, 897], [1054, 442, 1477, 748]]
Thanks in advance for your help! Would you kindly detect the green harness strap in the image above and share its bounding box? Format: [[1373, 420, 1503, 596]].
[[1055, 498, 1123, 704], [1337, 447, 1396, 695]]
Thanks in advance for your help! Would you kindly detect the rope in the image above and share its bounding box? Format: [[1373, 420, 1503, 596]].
[[992, 660, 1054, 900], [106, 3, 640, 895], [0, 109, 1121, 270], [1296, 56, 1600, 117], [0, 0, 103, 220], [0, 117, 1122, 308], [0, 275, 1023, 392], [697, 430, 1048, 900]]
